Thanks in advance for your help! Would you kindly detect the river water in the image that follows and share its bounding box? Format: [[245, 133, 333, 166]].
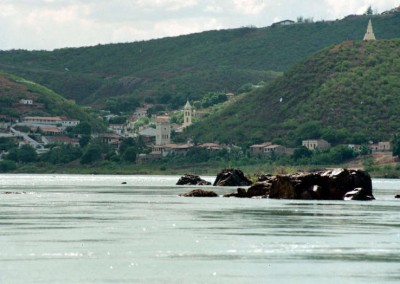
[[0, 174, 399, 284]]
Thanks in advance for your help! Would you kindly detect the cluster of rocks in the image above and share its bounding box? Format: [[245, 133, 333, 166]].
[[178, 168, 376, 201]]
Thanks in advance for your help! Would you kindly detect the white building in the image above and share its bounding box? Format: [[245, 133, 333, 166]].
[[302, 139, 331, 151], [19, 99, 33, 105], [22, 116, 80, 127]]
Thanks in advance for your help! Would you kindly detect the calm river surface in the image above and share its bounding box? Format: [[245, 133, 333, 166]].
[[0, 174, 399, 284]]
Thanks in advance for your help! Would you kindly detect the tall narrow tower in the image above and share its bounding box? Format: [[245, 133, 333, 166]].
[[363, 19, 376, 41], [183, 100, 192, 128], [155, 115, 171, 146]]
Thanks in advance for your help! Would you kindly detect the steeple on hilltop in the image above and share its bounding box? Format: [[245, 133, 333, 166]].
[[363, 19, 376, 41]]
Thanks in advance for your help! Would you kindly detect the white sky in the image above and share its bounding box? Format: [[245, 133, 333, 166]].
[[0, 0, 398, 50]]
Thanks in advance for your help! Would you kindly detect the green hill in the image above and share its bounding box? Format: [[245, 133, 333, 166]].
[[0, 13, 400, 110], [185, 39, 400, 147], [0, 71, 105, 130]]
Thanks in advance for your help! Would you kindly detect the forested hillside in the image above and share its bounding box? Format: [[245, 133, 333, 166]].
[[185, 39, 400, 147], [0, 12, 399, 110]]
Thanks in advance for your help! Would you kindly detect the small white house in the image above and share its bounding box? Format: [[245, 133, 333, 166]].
[[19, 99, 33, 105], [302, 139, 331, 151]]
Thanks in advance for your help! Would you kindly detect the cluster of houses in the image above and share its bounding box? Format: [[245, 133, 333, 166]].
[[0, 91, 394, 162], [249, 139, 392, 157], [0, 114, 81, 155]]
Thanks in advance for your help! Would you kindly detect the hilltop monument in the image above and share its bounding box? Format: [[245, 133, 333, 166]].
[[183, 99, 193, 128], [363, 19, 376, 41]]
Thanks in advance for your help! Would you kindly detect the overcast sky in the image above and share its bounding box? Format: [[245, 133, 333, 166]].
[[0, 0, 398, 50]]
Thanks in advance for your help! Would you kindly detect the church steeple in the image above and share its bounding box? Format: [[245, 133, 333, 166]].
[[363, 19, 376, 41], [183, 99, 192, 128]]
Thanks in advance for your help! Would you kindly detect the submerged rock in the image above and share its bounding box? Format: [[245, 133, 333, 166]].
[[179, 189, 218, 197], [213, 168, 253, 187], [176, 174, 211, 186], [344, 187, 375, 201]]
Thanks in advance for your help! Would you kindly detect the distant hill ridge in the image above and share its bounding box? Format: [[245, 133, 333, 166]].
[[186, 39, 400, 146], [0, 12, 399, 109]]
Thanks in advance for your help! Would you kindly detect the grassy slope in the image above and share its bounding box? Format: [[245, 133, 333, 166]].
[[0, 13, 399, 106], [0, 71, 105, 130], [186, 39, 400, 146]]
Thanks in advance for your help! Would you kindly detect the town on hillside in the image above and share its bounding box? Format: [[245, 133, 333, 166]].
[[0, 18, 398, 168], [0, 86, 395, 167]]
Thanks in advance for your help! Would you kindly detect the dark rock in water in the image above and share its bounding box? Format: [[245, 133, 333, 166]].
[[224, 182, 271, 198], [395, 194, 400, 199], [268, 168, 374, 200], [121, 182, 127, 184], [247, 181, 272, 197], [176, 174, 211, 186], [224, 188, 248, 198], [213, 168, 253, 187], [179, 189, 218, 197], [344, 187, 375, 201]]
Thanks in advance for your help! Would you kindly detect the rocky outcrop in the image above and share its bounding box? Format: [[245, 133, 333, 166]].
[[224, 168, 374, 201], [176, 174, 211, 186], [395, 194, 400, 199], [179, 189, 218, 197], [268, 168, 373, 200], [213, 168, 253, 187]]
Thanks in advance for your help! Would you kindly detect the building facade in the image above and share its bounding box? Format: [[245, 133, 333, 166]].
[[183, 100, 192, 128], [302, 139, 331, 151], [155, 116, 171, 146]]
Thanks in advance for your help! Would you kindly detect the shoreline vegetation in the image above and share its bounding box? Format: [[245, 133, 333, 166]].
[[7, 159, 400, 179]]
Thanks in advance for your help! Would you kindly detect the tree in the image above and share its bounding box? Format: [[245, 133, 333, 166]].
[[119, 137, 135, 154], [80, 144, 102, 164], [41, 144, 82, 164], [0, 160, 16, 172], [392, 134, 400, 157], [0, 137, 17, 151], [365, 5, 373, 15], [292, 146, 312, 161], [79, 135, 91, 148], [122, 147, 137, 163], [73, 122, 92, 136], [18, 144, 37, 163], [360, 144, 372, 156]]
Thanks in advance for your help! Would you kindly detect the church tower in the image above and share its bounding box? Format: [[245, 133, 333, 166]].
[[363, 19, 376, 41], [155, 115, 171, 146], [183, 100, 192, 128]]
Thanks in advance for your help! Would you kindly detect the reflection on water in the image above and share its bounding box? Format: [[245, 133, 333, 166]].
[[0, 175, 399, 284]]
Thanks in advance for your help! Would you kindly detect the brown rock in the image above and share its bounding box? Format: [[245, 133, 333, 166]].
[[213, 168, 253, 187], [177, 174, 211, 186], [179, 189, 218, 197], [246, 181, 272, 197], [268, 168, 374, 200]]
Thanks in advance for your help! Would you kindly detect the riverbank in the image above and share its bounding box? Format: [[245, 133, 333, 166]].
[[7, 158, 400, 179]]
